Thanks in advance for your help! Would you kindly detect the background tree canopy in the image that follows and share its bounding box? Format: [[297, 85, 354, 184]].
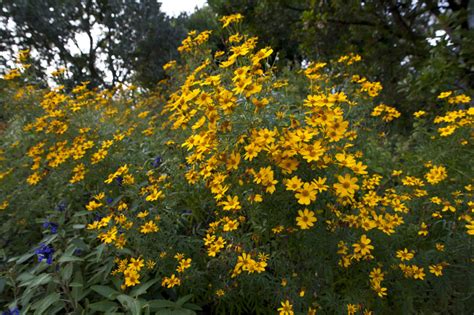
[[1, 0, 187, 89], [1, 0, 472, 118]]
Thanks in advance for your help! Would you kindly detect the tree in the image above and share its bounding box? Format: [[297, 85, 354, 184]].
[[1, 0, 187, 89]]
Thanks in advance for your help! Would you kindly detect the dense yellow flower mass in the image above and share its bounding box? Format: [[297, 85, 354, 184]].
[[0, 14, 472, 314]]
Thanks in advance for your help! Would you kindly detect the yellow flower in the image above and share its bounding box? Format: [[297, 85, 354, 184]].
[[300, 141, 325, 163], [220, 195, 241, 211], [413, 110, 426, 118], [466, 220, 474, 235], [244, 142, 260, 161], [137, 210, 149, 218], [220, 13, 244, 28], [146, 259, 156, 270], [396, 248, 414, 261], [412, 265, 425, 280], [286, 176, 303, 191], [277, 300, 294, 315], [296, 209, 317, 229], [429, 264, 444, 276], [0, 200, 8, 210], [295, 183, 317, 205], [128, 258, 144, 271], [99, 227, 117, 244], [27, 172, 42, 185], [124, 270, 140, 287], [226, 151, 241, 170], [353, 234, 374, 256], [223, 219, 239, 231], [372, 282, 388, 298], [425, 165, 447, 184], [251, 47, 273, 65], [438, 125, 456, 136], [392, 170, 403, 176], [437, 91, 452, 99], [86, 200, 102, 211], [333, 174, 359, 198], [347, 304, 359, 315], [140, 220, 159, 234], [418, 222, 429, 236], [162, 274, 181, 288]]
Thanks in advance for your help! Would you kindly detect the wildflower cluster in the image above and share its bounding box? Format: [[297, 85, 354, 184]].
[[0, 14, 472, 314], [434, 91, 472, 137]]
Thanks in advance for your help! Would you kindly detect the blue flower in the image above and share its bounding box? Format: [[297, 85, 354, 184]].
[[2, 307, 19, 315], [152, 156, 163, 168], [55, 201, 66, 211], [43, 221, 58, 234], [106, 197, 114, 204], [35, 243, 54, 265], [115, 176, 123, 186]]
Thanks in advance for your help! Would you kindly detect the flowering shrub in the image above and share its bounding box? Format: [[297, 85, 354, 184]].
[[0, 15, 472, 314]]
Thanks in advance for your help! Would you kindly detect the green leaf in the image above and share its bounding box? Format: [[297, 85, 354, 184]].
[[182, 303, 202, 311], [0, 278, 6, 294], [146, 299, 176, 310], [158, 309, 195, 315], [58, 255, 84, 263], [14, 252, 35, 264], [16, 272, 34, 283], [71, 270, 86, 303], [95, 244, 106, 262], [71, 238, 89, 251], [88, 300, 119, 312], [116, 294, 141, 315], [32, 292, 60, 314], [176, 294, 193, 307], [129, 279, 159, 297], [20, 273, 52, 288], [91, 285, 120, 300], [60, 263, 73, 281], [70, 282, 83, 287], [73, 210, 90, 217]]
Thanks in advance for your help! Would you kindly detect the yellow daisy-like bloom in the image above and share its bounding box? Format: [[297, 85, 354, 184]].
[[219, 13, 244, 28], [277, 300, 294, 315], [162, 274, 181, 288], [413, 110, 426, 118], [333, 174, 359, 198], [124, 269, 140, 287], [353, 234, 374, 256], [425, 165, 447, 184], [296, 209, 317, 230], [285, 176, 303, 191], [412, 265, 425, 280], [429, 264, 444, 276], [396, 248, 414, 261], [140, 220, 159, 234], [437, 91, 452, 99], [347, 304, 359, 315], [295, 183, 317, 205]]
